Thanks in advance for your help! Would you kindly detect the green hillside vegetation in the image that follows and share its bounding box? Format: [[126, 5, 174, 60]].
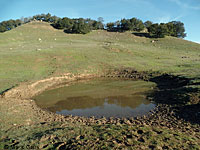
[[0, 21, 200, 149], [0, 21, 199, 94]]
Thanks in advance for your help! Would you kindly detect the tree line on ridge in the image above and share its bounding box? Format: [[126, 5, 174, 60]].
[[0, 13, 186, 38]]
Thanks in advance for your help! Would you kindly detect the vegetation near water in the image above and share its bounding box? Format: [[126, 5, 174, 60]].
[[0, 21, 200, 149]]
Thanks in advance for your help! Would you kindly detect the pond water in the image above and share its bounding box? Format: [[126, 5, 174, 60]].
[[33, 79, 156, 118]]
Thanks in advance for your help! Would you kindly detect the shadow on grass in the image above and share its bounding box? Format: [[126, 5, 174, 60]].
[[0, 86, 15, 96], [132, 32, 164, 39], [149, 74, 200, 124], [132, 32, 151, 38]]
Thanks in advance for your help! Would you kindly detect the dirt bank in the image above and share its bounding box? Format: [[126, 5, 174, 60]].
[[2, 73, 97, 99]]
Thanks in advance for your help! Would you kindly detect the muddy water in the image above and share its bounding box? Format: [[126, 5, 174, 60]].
[[33, 79, 156, 118]]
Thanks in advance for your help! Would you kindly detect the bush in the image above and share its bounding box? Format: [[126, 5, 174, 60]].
[[71, 22, 91, 34], [106, 22, 115, 31], [0, 19, 22, 32]]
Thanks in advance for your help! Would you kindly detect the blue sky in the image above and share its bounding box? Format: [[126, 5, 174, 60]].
[[0, 0, 200, 43]]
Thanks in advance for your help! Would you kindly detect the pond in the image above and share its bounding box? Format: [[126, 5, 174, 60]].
[[33, 79, 156, 118]]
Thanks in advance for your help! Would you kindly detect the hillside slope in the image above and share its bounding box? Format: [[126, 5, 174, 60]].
[[0, 21, 200, 149], [0, 21, 200, 93]]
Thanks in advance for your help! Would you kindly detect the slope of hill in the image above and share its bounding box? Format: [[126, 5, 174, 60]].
[[0, 21, 200, 93], [0, 22, 199, 149]]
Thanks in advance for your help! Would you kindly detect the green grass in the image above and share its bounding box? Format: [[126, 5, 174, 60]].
[[0, 21, 200, 93], [0, 21, 200, 149], [1, 122, 199, 150]]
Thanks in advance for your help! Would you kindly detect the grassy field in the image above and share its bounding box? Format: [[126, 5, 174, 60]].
[[0, 21, 200, 93], [0, 21, 200, 149]]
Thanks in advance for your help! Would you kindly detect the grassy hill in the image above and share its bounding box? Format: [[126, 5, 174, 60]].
[[0, 21, 200, 93], [0, 22, 200, 149]]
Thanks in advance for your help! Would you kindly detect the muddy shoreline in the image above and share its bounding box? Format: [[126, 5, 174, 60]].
[[1, 69, 200, 139]]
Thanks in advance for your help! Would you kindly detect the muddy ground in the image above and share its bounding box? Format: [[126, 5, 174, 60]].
[[0, 69, 200, 149]]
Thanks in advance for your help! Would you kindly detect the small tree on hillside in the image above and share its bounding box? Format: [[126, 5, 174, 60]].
[[97, 17, 104, 24], [97, 17, 104, 29], [0, 24, 7, 32], [119, 18, 144, 32], [45, 13, 51, 22], [129, 18, 145, 31], [144, 21, 153, 28], [120, 19, 130, 31], [71, 22, 91, 34], [147, 23, 168, 38], [170, 21, 186, 38], [53, 17, 74, 30], [106, 22, 115, 31]]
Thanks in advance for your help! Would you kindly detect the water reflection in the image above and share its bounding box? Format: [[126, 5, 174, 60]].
[[34, 79, 156, 118]]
